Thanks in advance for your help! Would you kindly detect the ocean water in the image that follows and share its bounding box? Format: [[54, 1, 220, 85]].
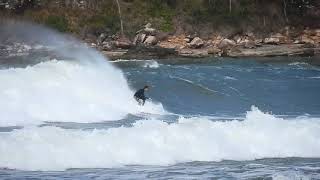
[[0, 57, 320, 179], [1, 22, 320, 180]]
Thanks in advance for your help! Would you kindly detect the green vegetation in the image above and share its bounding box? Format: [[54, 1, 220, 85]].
[[2, 0, 319, 36], [82, 15, 119, 34], [45, 15, 68, 32], [147, 1, 175, 32]]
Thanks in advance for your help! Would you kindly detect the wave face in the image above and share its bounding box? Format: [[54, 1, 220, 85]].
[[0, 59, 166, 126], [1, 107, 320, 171], [0, 21, 165, 126]]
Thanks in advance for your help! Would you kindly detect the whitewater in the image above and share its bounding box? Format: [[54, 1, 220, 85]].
[[1, 21, 320, 179], [0, 60, 164, 126], [1, 107, 320, 171]]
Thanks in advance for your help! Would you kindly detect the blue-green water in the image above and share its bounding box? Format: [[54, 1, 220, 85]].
[[122, 59, 320, 116]]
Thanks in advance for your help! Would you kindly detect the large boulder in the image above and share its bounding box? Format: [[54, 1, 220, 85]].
[[264, 37, 280, 45], [218, 38, 236, 50], [234, 35, 243, 44], [113, 37, 132, 49], [211, 35, 223, 46], [97, 33, 107, 45], [301, 35, 315, 44], [235, 36, 255, 48], [133, 33, 147, 45], [136, 23, 157, 36], [188, 37, 204, 49], [244, 39, 256, 49], [144, 28, 156, 36], [144, 36, 158, 45], [101, 41, 113, 50], [207, 47, 222, 56], [316, 29, 320, 37], [273, 33, 287, 43], [264, 33, 288, 44]]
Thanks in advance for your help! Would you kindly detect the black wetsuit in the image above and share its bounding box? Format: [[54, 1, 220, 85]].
[[134, 89, 148, 105]]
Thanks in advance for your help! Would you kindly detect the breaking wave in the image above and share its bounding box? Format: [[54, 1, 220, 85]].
[[0, 59, 165, 127], [1, 107, 319, 171]]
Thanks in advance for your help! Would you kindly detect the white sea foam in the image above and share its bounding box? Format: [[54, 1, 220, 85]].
[[0, 60, 165, 126], [143, 60, 160, 68], [288, 62, 309, 66], [224, 76, 237, 80], [1, 107, 320, 171], [308, 76, 320, 79], [113, 59, 160, 68], [272, 171, 311, 180]]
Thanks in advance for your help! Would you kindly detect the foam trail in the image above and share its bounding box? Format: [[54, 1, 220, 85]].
[[1, 107, 320, 171]]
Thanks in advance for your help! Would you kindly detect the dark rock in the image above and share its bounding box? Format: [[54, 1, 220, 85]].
[[228, 44, 316, 57], [133, 33, 147, 45], [97, 33, 107, 45], [113, 37, 132, 49], [118, 46, 177, 60]]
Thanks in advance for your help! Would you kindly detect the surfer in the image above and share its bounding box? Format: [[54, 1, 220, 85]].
[[134, 85, 149, 105]]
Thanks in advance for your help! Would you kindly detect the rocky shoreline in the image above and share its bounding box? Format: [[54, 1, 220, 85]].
[[1, 23, 320, 62], [87, 24, 320, 60]]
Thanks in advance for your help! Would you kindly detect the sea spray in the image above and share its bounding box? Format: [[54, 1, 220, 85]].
[[0, 21, 165, 126]]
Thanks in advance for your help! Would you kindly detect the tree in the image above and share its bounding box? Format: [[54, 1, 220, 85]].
[[283, 0, 288, 23], [115, 0, 124, 36]]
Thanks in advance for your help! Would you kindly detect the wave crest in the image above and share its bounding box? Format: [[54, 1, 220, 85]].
[[1, 107, 319, 171]]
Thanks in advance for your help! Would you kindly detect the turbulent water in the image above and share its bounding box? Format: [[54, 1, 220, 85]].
[[0, 57, 320, 179], [1, 23, 320, 180]]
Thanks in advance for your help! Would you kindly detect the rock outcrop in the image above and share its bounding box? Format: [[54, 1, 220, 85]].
[[112, 37, 132, 49], [144, 36, 158, 45], [228, 44, 318, 57], [95, 24, 320, 59], [218, 39, 236, 50], [188, 37, 204, 49]]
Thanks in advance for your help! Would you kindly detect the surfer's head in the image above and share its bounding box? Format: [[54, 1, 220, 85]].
[[144, 85, 149, 91]]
